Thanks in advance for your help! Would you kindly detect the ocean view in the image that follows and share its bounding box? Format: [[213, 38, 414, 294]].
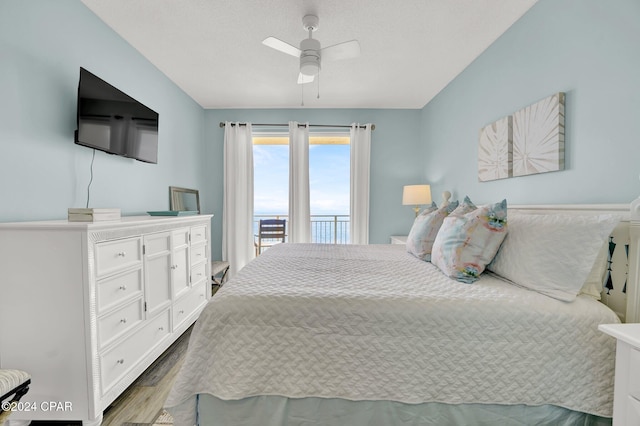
[[253, 139, 351, 244]]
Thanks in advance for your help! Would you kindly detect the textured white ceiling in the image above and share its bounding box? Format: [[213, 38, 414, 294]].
[[80, 0, 537, 109]]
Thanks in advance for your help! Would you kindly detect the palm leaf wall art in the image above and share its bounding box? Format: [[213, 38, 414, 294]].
[[478, 92, 565, 181]]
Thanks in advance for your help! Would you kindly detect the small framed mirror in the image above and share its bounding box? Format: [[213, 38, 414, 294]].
[[169, 186, 200, 214]]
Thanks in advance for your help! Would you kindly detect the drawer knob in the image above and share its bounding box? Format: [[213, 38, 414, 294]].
[[117, 359, 125, 364], [119, 285, 127, 291], [120, 318, 127, 324], [117, 251, 126, 257], [179, 310, 185, 314], [171, 265, 178, 270], [158, 326, 164, 331]]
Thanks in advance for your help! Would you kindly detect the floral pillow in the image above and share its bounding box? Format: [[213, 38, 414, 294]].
[[450, 195, 477, 216], [406, 201, 459, 261], [431, 200, 508, 283]]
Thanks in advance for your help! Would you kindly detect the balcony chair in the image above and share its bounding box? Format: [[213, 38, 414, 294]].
[[255, 219, 286, 256]]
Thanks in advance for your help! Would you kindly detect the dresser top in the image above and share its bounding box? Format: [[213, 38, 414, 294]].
[[0, 214, 213, 231]]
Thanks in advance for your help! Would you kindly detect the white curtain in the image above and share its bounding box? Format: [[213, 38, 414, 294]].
[[288, 121, 311, 243], [222, 122, 254, 277], [350, 123, 372, 245]]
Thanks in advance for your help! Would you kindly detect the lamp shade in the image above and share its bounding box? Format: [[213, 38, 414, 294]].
[[402, 184, 432, 206]]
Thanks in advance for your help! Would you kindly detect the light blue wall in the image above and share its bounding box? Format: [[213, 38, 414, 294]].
[[6, 0, 635, 262], [204, 109, 423, 257], [0, 0, 424, 260], [0, 0, 207, 221], [420, 0, 640, 205]]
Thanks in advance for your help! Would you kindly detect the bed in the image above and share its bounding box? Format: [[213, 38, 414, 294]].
[[165, 200, 640, 426]]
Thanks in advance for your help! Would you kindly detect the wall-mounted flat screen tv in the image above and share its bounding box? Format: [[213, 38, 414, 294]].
[[75, 67, 159, 164]]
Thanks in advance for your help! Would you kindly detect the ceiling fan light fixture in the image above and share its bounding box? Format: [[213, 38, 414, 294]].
[[300, 54, 320, 76], [264, 13, 359, 84]]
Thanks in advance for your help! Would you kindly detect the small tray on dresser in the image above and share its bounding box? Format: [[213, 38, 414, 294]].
[[147, 210, 198, 216]]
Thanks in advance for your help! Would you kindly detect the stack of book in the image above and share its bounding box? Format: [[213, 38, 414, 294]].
[[68, 208, 121, 222]]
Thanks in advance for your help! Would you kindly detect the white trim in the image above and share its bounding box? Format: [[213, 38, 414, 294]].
[[509, 203, 630, 218], [628, 219, 640, 323]]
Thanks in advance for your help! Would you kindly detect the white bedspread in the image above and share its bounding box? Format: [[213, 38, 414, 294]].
[[165, 243, 619, 425]]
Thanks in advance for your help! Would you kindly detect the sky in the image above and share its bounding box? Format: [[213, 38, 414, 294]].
[[253, 143, 350, 216]]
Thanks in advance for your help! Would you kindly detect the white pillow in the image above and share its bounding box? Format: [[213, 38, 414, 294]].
[[487, 213, 620, 302], [579, 241, 609, 300]]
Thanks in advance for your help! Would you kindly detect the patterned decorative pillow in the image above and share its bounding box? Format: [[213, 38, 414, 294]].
[[419, 202, 438, 216], [431, 200, 508, 283], [406, 201, 459, 261], [450, 195, 477, 216]]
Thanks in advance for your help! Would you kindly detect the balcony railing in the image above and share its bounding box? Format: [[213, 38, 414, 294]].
[[254, 214, 350, 244]]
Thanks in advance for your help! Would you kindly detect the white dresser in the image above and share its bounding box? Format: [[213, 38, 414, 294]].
[[599, 323, 640, 426], [0, 215, 212, 425]]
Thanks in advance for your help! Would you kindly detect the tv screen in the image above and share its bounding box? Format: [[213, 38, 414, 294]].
[[75, 67, 159, 164]]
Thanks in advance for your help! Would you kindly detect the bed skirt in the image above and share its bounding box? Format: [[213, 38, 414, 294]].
[[194, 394, 612, 426]]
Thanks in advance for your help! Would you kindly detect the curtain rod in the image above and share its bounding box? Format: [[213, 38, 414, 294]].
[[219, 122, 375, 131]]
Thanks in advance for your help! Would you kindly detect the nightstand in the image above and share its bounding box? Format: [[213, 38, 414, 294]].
[[599, 323, 640, 425], [390, 235, 407, 245]]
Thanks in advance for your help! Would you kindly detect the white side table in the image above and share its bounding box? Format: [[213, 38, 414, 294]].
[[390, 235, 407, 245], [599, 323, 640, 425]]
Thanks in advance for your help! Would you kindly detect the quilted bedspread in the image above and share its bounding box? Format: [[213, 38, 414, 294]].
[[165, 243, 620, 425]]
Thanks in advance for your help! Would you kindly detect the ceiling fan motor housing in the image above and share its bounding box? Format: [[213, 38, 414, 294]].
[[299, 38, 321, 76], [302, 14, 319, 32]]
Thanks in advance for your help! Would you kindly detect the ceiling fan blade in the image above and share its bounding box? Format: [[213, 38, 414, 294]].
[[262, 37, 301, 57], [297, 73, 315, 84], [321, 40, 360, 62]]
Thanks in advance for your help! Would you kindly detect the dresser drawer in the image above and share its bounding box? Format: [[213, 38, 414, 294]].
[[98, 297, 144, 349], [97, 268, 143, 314], [95, 237, 142, 277], [191, 226, 207, 245], [100, 309, 171, 394], [173, 282, 207, 330], [191, 262, 207, 286], [629, 347, 640, 401], [191, 244, 207, 267]]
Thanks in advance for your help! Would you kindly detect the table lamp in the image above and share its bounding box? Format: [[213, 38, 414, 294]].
[[402, 184, 432, 217]]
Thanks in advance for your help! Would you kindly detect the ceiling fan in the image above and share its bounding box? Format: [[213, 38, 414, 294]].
[[263, 14, 360, 84]]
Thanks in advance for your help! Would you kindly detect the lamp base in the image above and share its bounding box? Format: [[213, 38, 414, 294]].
[[413, 206, 421, 217]]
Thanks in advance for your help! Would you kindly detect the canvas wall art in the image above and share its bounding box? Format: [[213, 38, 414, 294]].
[[478, 115, 513, 182], [478, 92, 565, 181], [512, 92, 565, 177]]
